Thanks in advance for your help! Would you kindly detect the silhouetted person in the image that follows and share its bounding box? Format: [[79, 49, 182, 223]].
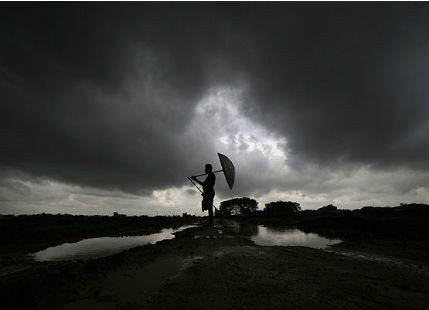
[[192, 164, 216, 226]]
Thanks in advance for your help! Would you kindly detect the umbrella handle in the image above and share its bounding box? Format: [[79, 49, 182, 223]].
[[191, 169, 223, 178]]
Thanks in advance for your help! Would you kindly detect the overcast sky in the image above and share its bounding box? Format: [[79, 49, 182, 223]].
[[1, 3, 428, 215]]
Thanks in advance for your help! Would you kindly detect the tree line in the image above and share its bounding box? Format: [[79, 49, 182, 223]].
[[217, 197, 302, 217], [216, 197, 429, 218]]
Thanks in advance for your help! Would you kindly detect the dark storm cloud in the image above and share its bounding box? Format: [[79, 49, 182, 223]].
[[1, 3, 428, 195], [0, 3, 226, 192], [235, 3, 429, 170]]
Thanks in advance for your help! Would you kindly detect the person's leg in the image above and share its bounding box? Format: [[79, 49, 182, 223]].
[[208, 204, 213, 226]]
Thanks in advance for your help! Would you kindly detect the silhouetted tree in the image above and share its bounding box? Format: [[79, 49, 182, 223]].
[[264, 201, 301, 216], [218, 197, 258, 216], [317, 204, 337, 213]]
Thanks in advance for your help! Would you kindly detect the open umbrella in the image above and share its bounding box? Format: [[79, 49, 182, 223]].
[[217, 153, 235, 190], [187, 153, 235, 194]]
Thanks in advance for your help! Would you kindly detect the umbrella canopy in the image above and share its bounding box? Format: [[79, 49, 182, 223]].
[[218, 153, 235, 190], [188, 153, 235, 192]]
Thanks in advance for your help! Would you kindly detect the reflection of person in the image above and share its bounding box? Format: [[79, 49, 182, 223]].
[[191, 164, 216, 226]]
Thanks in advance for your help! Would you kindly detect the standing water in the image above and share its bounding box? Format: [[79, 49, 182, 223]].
[[30, 225, 195, 262], [251, 226, 341, 248], [223, 221, 341, 249]]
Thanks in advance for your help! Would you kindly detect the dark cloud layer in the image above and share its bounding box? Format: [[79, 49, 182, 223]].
[[239, 4, 429, 170], [1, 3, 428, 195]]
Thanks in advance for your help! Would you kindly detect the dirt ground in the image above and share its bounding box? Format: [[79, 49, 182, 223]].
[[1, 221, 428, 310]]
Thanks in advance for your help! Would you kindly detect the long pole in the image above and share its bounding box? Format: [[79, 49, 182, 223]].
[[187, 177, 217, 212], [187, 177, 203, 194]]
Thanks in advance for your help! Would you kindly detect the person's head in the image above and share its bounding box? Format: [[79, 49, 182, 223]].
[[205, 163, 213, 173]]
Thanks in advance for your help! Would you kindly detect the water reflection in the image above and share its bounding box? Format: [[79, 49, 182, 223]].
[[251, 226, 341, 249], [31, 225, 195, 262], [222, 221, 341, 249], [222, 220, 259, 235]]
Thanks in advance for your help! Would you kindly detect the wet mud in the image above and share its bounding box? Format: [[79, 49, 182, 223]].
[[1, 222, 428, 310]]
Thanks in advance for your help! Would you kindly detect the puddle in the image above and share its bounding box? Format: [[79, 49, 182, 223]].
[[30, 225, 196, 262], [222, 221, 341, 249], [252, 226, 342, 249]]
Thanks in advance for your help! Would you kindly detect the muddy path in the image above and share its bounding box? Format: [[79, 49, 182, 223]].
[[1, 222, 428, 310]]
